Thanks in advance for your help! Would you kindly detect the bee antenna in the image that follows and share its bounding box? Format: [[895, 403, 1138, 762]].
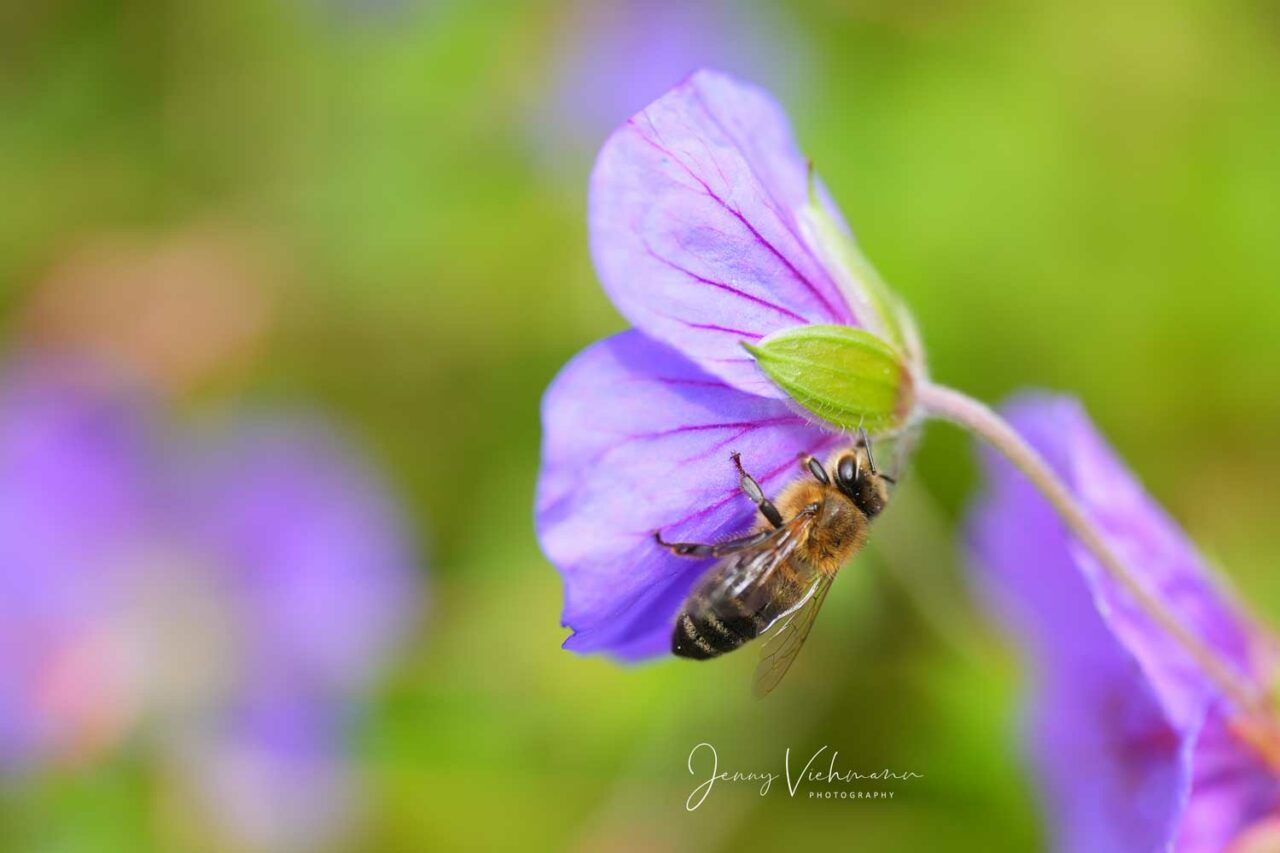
[[859, 426, 878, 474]]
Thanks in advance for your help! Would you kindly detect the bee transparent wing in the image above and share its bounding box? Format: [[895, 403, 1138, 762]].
[[752, 573, 835, 698], [707, 510, 816, 607]]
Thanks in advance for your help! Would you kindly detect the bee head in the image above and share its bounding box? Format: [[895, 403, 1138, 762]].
[[833, 447, 889, 519]]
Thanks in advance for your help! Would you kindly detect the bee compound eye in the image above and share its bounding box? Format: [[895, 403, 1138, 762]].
[[837, 456, 857, 486]]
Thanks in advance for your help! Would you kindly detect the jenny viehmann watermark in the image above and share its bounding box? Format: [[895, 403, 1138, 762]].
[[685, 742, 923, 812]]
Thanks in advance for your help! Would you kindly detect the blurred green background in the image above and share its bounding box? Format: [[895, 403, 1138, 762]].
[[2, 1, 1278, 850]]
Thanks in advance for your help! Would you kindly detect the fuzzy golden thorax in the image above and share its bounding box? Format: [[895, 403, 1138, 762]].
[[765, 479, 868, 576]]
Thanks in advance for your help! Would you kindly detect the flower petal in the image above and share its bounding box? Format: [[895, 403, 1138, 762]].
[[589, 70, 856, 397], [0, 362, 154, 592], [1176, 703, 1280, 852], [1027, 665, 1193, 853], [0, 362, 155, 767], [968, 392, 1277, 851], [180, 416, 421, 693], [1031, 396, 1266, 723], [969, 413, 1190, 851], [536, 330, 837, 659]]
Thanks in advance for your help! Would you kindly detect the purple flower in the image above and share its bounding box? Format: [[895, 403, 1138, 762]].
[[0, 360, 420, 849], [967, 393, 1280, 852], [537, 71, 921, 659]]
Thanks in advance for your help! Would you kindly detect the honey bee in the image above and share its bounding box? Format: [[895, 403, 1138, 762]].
[[654, 430, 893, 697]]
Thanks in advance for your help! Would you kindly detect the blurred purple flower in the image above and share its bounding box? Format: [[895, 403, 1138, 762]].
[[0, 361, 420, 849], [967, 393, 1280, 852], [535, 1, 801, 164], [536, 71, 915, 660]]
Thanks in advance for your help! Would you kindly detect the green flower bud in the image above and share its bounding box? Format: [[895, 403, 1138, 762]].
[[744, 325, 914, 433]]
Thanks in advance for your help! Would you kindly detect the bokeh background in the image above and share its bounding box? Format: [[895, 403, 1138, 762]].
[[2, 1, 1279, 850]]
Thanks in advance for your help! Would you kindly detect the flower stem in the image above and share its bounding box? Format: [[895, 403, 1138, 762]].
[[915, 380, 1264, 717]]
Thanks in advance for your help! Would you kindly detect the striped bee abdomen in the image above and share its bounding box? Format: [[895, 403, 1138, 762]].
[[671, 565, 811, 660], [672, 595, 766, 660]]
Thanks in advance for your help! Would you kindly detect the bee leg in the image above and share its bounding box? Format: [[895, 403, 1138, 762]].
[[798, 452, 830, 485], [653, 529, 773, 558], [730, 452, 784, 529]]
